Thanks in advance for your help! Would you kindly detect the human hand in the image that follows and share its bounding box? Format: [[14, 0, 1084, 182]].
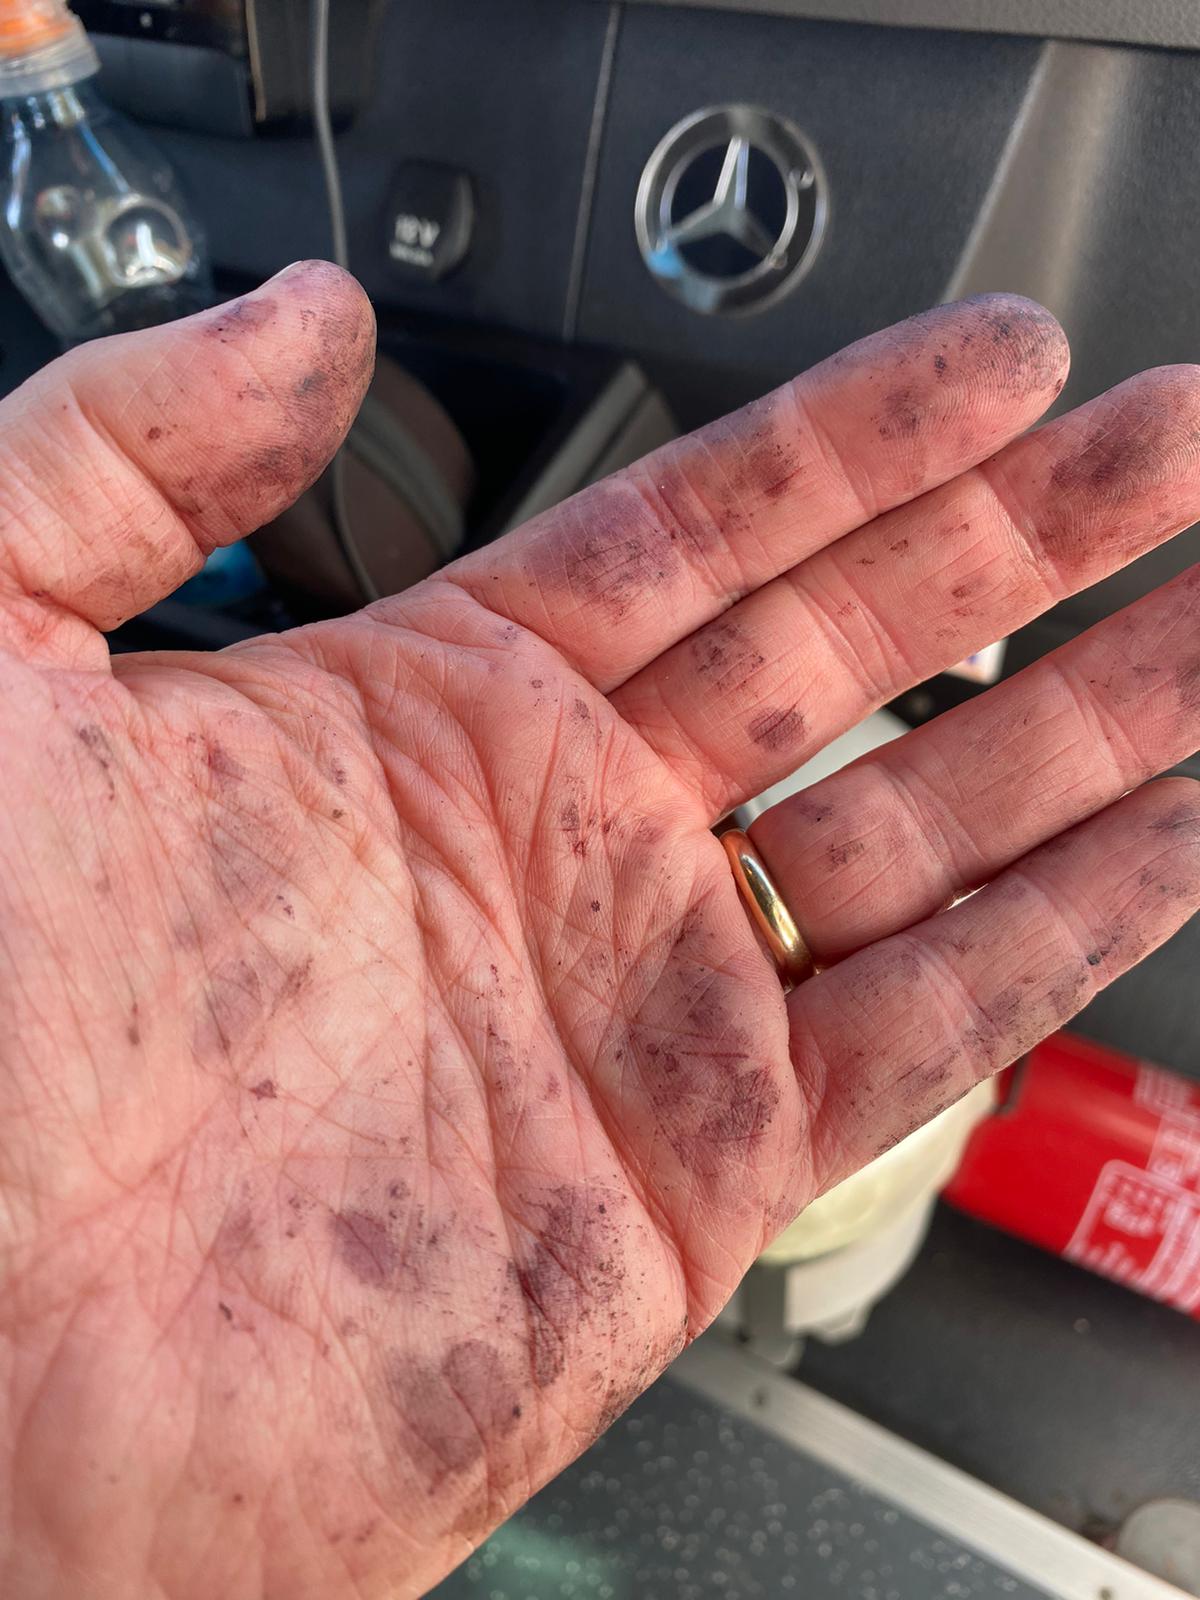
[[1, 264, 1197, 1598]]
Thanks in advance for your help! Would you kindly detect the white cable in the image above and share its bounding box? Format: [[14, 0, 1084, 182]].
[[309, 0, 377, 600], [310, 0, 349, 271]]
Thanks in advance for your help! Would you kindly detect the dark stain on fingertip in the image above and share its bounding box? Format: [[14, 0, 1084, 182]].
[[1049, 424, 1148, 496], [205, 295, 275, 341], [1150, 802, 1200, 838], [249, 1078, 276, 1100], [876, 386, 923, 441], [747, 705, 805, 751], [961, 297, 1067, 391], [1047, 370, 1200, 511], [1049, 967, 1092, 1017]]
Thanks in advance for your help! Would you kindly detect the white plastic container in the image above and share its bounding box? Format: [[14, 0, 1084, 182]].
[[724, 711, 995, 1357]]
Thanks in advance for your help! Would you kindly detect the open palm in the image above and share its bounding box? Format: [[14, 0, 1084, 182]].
[[2, 263, 1198, 1599]]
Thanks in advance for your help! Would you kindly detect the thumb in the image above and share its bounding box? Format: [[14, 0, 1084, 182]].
[[0, 259, 374, 634]]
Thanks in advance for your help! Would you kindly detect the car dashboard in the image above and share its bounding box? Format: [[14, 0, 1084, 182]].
[[1, 2, 1198, 1593]]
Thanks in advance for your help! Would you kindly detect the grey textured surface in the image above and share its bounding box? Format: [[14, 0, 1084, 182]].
[[150, 0, 614, 342], [578, 10, 1041, 422], [621, 0, 1200, 51], [1073, 926, 1200, 1080], [431, 1363, 1054, 1599], [801, 1205, 1200, 1539], [431, 1205, 1200, 1598], [942, 36, 1200, 635]]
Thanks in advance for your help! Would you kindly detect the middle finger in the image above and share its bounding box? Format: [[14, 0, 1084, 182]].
[[612, 364, 1200, 815]]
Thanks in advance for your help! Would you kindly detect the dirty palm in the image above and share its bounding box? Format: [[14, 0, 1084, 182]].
[[1, 262, 1198, 1599]]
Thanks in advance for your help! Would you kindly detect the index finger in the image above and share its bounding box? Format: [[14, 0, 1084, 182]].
[[440, 294, 1068, 689]]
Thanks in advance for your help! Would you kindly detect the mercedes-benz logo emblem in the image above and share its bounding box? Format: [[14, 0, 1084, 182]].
[[635, 106, 827, 316]]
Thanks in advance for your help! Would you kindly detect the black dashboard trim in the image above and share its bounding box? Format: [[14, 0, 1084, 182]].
[[621, 0, 1200, 52]]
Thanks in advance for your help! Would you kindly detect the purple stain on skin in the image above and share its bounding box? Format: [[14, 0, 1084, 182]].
[[875, 386, 923, 440], [385, 1339, 522, 1493], [330, 1209, 402, 1287], [690, 617, 766, 692], [508, 1186, 626, 1389], [747, 705, 805, 751], [76, 724, 116, 796]]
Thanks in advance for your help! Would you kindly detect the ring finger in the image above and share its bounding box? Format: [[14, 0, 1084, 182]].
[[751, 561, 1200, 965]]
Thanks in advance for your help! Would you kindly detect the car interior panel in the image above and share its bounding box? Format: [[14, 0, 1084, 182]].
[[2, 3, 1198, 1594]]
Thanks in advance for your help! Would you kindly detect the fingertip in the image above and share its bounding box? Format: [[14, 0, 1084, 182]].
[[1032, 365, 1200, 525], [119, 262, 377, 544], [195, 260, 375, 461], [942, 291, 1071, 399], [957, 290, 1063, 331], [271, 261, 377, 414], [811, 291, 1071, 472], [1143, 774, 1200, 842], [269, 259, 376, 330], [1114, 363, 1200, 444], [206, 260, 376, 382], [1118, 777, 1200, 913]]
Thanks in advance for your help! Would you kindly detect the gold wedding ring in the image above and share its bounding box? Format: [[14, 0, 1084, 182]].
[[721, 828, 815, 987]]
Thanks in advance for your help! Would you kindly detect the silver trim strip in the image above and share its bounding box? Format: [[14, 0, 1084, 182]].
[[941, 40, 1053, 303], [562, 2, 622, 341], [671, 1336, 1185, 1600]]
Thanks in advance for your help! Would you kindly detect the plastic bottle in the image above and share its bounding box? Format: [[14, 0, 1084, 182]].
[[0, 0, 211, 343]]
